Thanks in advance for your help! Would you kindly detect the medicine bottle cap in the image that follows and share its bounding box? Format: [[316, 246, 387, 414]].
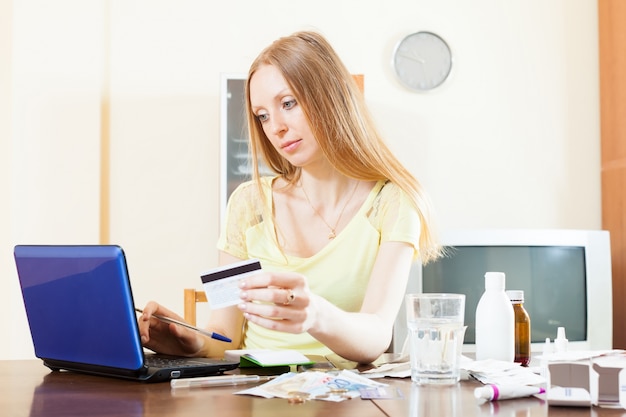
[[484, 272, 506, 290], [506, 290, 524, 303], [555, 327, 568, 353]]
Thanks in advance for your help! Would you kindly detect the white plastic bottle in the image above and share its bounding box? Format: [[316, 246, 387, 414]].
[[475, 272, 515, 362]]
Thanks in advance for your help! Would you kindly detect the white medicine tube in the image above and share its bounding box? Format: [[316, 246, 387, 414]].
[[474, 384, 546, 402]]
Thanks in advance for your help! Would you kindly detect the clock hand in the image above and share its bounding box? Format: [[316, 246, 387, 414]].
[[399, 53, 425, 64]]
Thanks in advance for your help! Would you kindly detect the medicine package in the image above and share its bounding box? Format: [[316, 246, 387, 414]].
[[200, 259, 261, 309]]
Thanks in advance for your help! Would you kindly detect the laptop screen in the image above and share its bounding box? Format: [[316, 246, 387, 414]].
[[14, 245, 145, 371]]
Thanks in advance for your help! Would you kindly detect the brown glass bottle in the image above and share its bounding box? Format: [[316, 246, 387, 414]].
[[506, 290, 531, 366]]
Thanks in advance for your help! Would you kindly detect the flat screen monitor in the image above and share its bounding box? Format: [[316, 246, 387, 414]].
[[392, 229, 613, 354]]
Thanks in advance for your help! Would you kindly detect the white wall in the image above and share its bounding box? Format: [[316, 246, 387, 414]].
[[1, 0, 600, 359]]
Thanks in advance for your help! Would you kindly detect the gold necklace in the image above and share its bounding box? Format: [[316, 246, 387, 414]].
[[300, 180, 360, 240]]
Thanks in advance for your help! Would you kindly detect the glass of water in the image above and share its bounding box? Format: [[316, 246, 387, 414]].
[[405, 293, 466, 385]]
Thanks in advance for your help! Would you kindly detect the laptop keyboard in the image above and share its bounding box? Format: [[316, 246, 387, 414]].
[[145, 355, 214, 369]]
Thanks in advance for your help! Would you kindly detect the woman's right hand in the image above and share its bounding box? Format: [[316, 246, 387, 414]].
[[136, 301, 208, 357]]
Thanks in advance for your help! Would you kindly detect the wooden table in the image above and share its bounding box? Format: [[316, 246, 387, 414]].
[[375, 378, 626, 416], [1, 360, 383, 417], [2, 360, 625, 417]]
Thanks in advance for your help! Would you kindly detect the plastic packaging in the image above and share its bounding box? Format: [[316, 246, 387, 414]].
[[475, 272, 515, 362], [540, 337, 552, 383], [543, 337, 552, 354], [507, 290, 531, 366]]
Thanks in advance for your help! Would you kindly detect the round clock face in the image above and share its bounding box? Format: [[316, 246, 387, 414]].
[[393, 31, 452, 92]]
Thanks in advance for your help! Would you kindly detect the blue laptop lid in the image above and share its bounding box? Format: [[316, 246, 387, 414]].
[[14, 245, 145, 371]]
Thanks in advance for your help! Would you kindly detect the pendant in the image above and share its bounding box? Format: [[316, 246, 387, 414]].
[[328, 230, 336, 240]]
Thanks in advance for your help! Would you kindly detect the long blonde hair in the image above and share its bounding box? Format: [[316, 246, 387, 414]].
[[245, 31, 441, 263]]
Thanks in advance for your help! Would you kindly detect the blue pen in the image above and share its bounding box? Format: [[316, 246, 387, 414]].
[[134, 308, 232, 343]]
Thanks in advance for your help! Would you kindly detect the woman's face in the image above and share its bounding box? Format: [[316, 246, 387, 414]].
[[249, 64, 323, 168]]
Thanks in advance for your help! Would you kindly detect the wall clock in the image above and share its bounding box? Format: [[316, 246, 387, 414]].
[[392, 31, 452, 92]]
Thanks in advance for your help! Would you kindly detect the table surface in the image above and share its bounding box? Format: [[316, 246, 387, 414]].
[[2, 360, 625, 417]]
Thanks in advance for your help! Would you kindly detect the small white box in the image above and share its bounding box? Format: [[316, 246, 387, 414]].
[[546, 352, 626, 408], [591, 354, 626, 408]]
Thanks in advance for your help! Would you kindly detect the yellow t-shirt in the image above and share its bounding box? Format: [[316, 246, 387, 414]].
[[216, 177, 421, 355]]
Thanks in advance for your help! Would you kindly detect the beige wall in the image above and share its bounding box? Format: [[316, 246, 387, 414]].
[[1, 0, 601, 359], [1, 0, 19, 358]]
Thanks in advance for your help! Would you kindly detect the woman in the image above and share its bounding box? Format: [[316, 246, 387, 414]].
[[138, 30, 441, 364]]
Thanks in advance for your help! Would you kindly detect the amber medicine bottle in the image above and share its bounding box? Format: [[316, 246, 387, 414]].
[[506, 290, 531, 366]]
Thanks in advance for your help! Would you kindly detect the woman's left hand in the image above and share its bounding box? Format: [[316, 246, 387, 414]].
[[237, 271, 316, 334]]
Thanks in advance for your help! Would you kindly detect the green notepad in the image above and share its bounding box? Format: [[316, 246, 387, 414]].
[[232, 350, 315, 368]]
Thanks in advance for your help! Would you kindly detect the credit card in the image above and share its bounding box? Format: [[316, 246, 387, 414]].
[[200, 259, 262, 309]]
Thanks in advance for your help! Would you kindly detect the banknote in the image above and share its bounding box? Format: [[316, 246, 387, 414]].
[[236, 370, 387, 402]]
